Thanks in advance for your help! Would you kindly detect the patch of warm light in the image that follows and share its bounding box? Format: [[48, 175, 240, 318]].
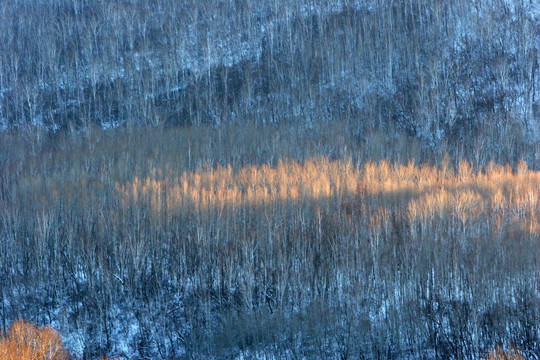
[[116, 158, 540, 234], [0, 320, 69, 360]]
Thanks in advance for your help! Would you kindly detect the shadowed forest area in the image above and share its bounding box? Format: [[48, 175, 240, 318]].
[[1, 0, 539, 159], [1, 0, 540, 359]]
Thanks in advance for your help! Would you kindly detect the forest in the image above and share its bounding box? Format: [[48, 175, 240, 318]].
[[0, 0, 539, 359]]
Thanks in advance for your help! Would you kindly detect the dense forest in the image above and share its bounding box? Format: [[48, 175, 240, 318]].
[[3, 126, 540, 359], [1, 0, 540, 359], [1, 0, 539, 163]]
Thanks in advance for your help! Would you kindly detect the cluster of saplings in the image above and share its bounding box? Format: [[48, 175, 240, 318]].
[[1, 123, 539, 358], [0, 320, 117, 359]]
